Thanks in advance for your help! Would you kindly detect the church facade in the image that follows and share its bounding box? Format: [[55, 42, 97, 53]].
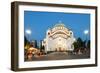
[[42, 22, 75, 53]]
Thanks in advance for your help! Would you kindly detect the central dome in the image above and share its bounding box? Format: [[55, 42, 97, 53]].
[[54, 22, 65, 27]]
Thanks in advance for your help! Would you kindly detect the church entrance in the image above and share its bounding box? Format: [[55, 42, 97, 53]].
[[55, 37, 67, 52], [58, 47, 61, 51], [56, 47, 65, 52], [56, 44, 65, 52]]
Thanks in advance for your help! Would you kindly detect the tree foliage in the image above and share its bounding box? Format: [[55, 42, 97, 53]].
[[87, 40, 90, 49], [24, 36, 30, 46], [73, 37, 87, 52], [73, 37, 90, 53], [40, 40, 45, 51], [34, 40, 37, 48]]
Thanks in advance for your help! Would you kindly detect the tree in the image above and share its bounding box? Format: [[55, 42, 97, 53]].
[[40, 40, 42, 49], [73, 41, 78, 49], [83, 40, 86, 48], [73, 37, 84, 52], [40, 40, 45, 52], [87, 40, 90, 49], [77, 37, 83, 48], [24, 36, 30, 46], [34, 40, 37, 48]]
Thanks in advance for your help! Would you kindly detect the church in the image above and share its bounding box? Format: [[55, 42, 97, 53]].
[[42, 22, 75, 53]]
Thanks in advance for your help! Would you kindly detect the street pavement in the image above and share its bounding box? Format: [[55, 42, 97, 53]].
[[25, 52, 90, 61]]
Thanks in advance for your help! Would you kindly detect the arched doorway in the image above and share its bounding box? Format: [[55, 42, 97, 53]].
[[56, 44, 65, 52]]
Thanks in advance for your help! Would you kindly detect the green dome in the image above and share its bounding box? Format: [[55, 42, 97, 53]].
[[52, 21, 71, 31], [54, 22, 65, 27], [54, 24, 65, 27]]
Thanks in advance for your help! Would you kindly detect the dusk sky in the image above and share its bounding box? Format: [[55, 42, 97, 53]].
[[24, 11, 90, 42]]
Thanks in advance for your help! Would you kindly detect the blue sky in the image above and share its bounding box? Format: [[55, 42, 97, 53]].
[[24, 11, 90, 42]]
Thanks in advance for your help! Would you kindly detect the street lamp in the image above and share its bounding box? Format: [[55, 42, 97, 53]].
[[25, 29, 32, 35], [84, 30, 89, 35], [25, 29, 32, 42], [84, 29, 89, 40], [84, 29, 89, 49]]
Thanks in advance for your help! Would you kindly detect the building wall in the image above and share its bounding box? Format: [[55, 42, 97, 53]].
[[43, 24, 75, 52]]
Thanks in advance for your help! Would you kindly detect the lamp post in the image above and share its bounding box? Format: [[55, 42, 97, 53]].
[[25, 29, 32, 60], [84, 29, 89, 49], [84, 30, 89, 40], [25, 29, 32, 42]]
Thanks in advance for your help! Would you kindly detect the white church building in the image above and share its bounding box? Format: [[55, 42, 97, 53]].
[[42, 22, 75, 53]]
